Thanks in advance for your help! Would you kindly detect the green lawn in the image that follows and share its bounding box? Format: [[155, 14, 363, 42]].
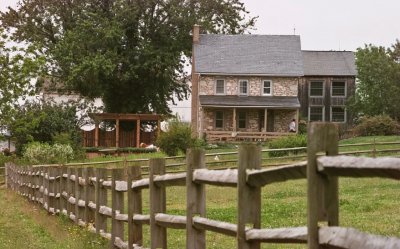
[[0, 187, 108, 249], [134, 177, 399, 248], [1, 135, 399, 248]]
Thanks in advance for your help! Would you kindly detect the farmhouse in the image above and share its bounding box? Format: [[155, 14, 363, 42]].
[[190, 25, 356, 141]]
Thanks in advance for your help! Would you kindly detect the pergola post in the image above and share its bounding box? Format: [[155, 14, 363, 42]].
[[233, 108, 237, 132], [94, 121, 99, 147], [157, 119, 161, 139], [116, 118, 120, 148], [136, 119, 141, 148]]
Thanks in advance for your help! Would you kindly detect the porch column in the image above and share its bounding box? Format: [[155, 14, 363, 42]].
[[233, 108, 237, 132], [116, 118, 120, 148], [296, 109, 300, 134], [136, 119, 141, 148], [94, 121, 99, 147], [264, 108, 268, 132]]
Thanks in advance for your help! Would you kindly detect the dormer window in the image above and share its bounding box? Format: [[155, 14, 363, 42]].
[[263, 80, 272, 95], [239, 80, 248, 95], [215, 79, 225, 95]]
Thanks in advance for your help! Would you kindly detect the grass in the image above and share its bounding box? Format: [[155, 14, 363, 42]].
[[2, 135, 399, 248], [0, 186, 108, 249], [129, 177, 399, 248]]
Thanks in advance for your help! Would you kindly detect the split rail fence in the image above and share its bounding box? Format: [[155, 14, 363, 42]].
[[5, 123, 400, 249]]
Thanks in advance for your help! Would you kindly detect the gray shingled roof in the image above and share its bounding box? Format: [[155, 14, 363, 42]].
[[199, 95, 300, 108], [302, 51, 357, 76], [194, 35, 304, 76]]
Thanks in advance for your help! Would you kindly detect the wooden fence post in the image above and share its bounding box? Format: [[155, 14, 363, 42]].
[[307, 122, 339, 249], [95, 168, 108, 234], [238, 144, 261, 249], [54, 166, 61, 214], [149, 158, 167, 249], [32, 167, 39, 203], [128, 165, 143, 248], [60, 167, 68, 215], [111, 168, 125, 248], [85, 167, 96, 224], [67, 167, 75, 219], [44, 167, 50, 211], [48, 166, 56, 214], [186, 148, 206, 249], [75, 167, 83, 224], [28, 166, 34, 202], [4, 162, 8, 188]]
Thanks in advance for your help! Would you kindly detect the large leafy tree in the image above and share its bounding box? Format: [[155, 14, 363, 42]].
[[349, 40, 400, 120], [0, 28, 45, 127], [1, 0, 256, 113]]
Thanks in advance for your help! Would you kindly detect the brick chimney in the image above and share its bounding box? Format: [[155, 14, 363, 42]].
[[191, 24, 200, 137], [192, 24, 200, 44]]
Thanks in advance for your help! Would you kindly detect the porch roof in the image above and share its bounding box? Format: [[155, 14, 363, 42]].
[[199, 95, 300, 109]]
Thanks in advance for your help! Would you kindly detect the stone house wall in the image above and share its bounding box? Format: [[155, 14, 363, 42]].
[[273, 110, 297, 132], [199, 76, 298, 96]]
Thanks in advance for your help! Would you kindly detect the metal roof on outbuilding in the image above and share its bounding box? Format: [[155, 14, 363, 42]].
[[302, 51, 357, 76], [199, 95, 300, 109], [194, 35, 304, 76]]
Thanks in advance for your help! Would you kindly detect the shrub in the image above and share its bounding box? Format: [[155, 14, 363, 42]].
[[268, 134, 307, 157], [353, 115, 399, 136], [298, 120, 307, 134], [156, 120, 202, 156], [23, 142, 74, 164]]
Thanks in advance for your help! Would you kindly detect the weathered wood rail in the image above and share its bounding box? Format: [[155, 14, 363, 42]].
[[5, 123, 400, 249]]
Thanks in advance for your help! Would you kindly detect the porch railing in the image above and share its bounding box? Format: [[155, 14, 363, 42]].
[[204, 131, 293, 141]]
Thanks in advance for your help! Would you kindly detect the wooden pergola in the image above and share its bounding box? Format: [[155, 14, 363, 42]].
[[89, 113, 162, 148]]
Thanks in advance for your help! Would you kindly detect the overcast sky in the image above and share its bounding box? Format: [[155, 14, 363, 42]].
[[1, 0, 399, 51]]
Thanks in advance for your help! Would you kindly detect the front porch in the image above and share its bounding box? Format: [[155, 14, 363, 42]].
[[198, 95, 300, 141], [201, 108, 298, 141]]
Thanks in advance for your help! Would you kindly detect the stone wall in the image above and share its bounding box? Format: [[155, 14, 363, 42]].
[[199, 76, 298, 96], [273, 110, 297, 132]]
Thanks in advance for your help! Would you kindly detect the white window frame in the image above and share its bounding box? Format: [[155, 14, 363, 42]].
[[331, 81, 347, 97], [262, 80, 273, 96], [309, 81, 325, 97], [330, 106, 346, 123], [215, 110, 224, 128], [308, 106, 325, 122], [238, 79, 248, 96], [215, 79, 225, 95]]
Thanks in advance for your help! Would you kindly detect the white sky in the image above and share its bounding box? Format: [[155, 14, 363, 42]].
[[1, 0, 399, 51]]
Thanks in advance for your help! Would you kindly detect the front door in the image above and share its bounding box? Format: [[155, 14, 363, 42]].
[[267, 110, 274, 132]]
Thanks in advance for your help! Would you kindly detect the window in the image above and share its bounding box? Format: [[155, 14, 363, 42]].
[[263, 80, 272, 95], [238, 111, 246, 129], [239, 80, 248, 95], [309, 106, 324, 121], [309, 81, 324, 97], [331, 107, 346, 122], [215, 111, 223, 128], [331, 81, 346, 97], [215, 79, 225, 95]]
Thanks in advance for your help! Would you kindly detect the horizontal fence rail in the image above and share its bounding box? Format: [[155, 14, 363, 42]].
[[4, 123, 400, 249]]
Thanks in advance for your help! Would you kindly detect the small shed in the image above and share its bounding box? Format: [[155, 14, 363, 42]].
[[82, 113, 162, 148]]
